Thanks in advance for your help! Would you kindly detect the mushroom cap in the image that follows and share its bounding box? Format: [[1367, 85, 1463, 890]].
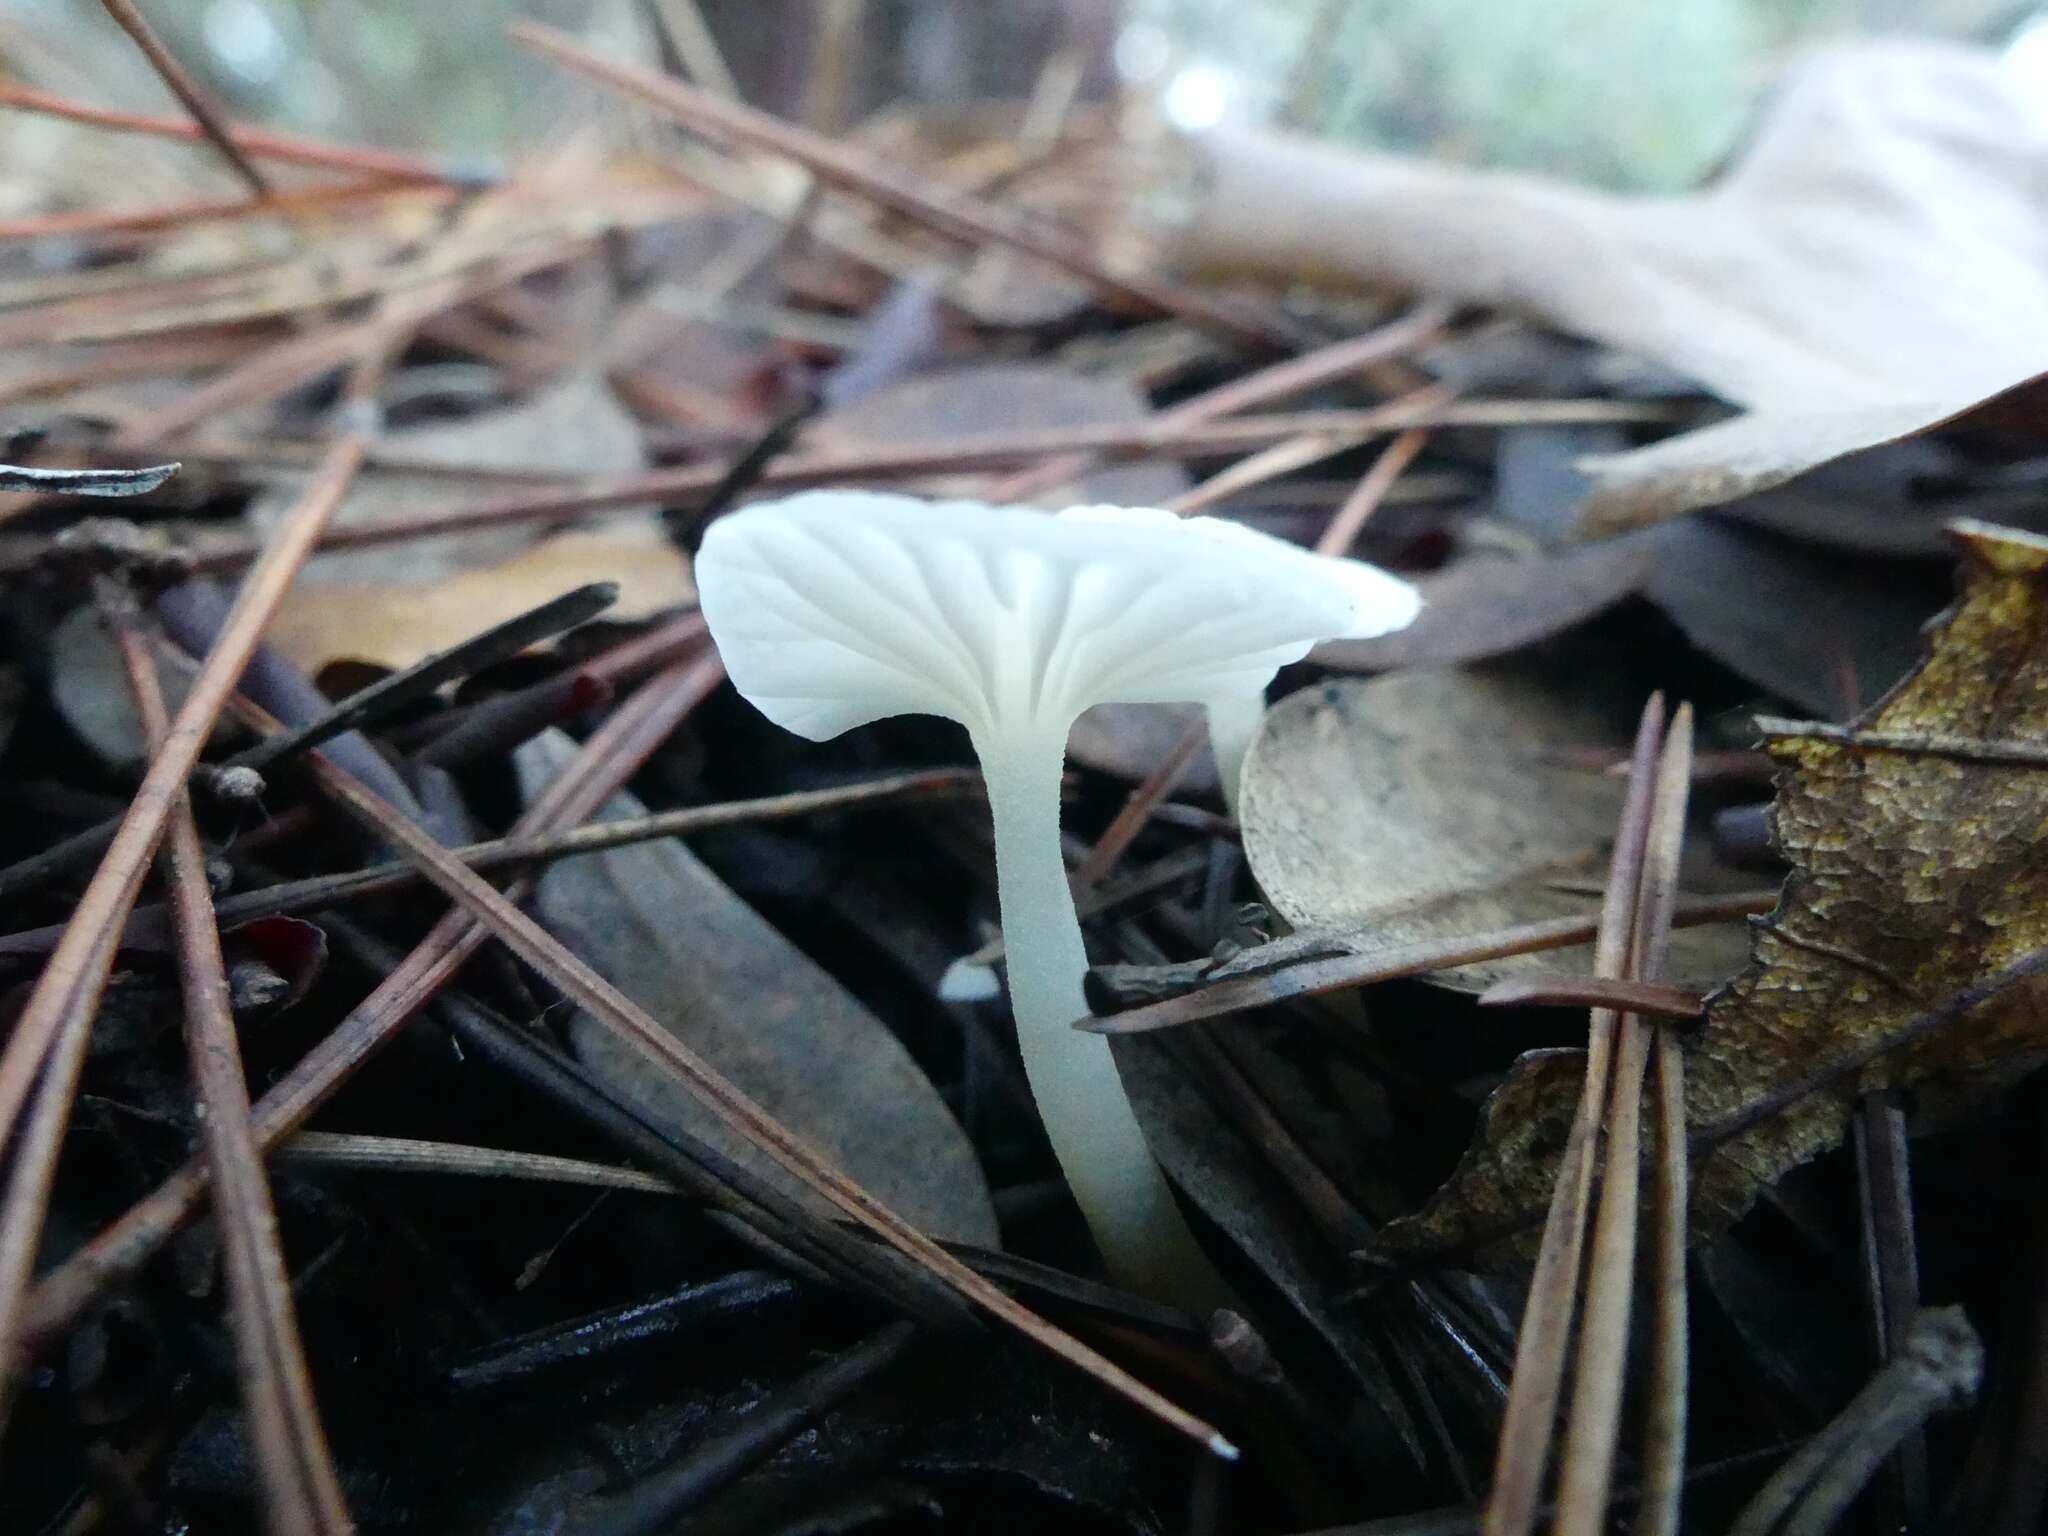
[[697, 491, 1420, 742]]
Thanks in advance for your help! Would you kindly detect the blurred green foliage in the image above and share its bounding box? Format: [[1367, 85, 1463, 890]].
[[1134, 0, 2019, 187], [13, 0, 2025, 188]]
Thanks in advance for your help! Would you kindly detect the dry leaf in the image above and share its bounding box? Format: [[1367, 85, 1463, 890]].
[[1239, 670, 1749, 994], [1145, 42, 2048, 532], [515, 733, 999, 1247], [1576, 372, 2048, 535], [1381, 522, 2048, 1263], [265, 526, 691, 673]]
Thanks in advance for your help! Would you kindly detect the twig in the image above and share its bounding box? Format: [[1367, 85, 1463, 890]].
[[174, 397, 1676, 573], [1315, 426, 1431, 556], [279, 1132, 681, 1196], [1080, 889, 1771, 1034], [0, 83, 462, 183], [0, 768, 983, 956], [1482, 695, 1664, 1536], [1730, 1308, 1982, 1536], [1755, 715, 2048, 771], [1853, 1090, 1926, 1527], [98, 0, 274, 196], [292, 719, 1238, 1457], [0, 436, 360, 1432], [0, 178, 431, 244], [985, 300, 1454, 503], [1071, 723, 1207, 890], [1553, 703, 1693, 1536], [1476, 973, 1701, 1021], [113, 584, 352, 1535], [511, 21, 1308, 352]]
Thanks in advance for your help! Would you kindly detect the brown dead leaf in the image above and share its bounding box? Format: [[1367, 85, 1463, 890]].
[[265, 526, 691, 673], [1382, 522, 2048, 1263], [1148, 42, 2048, 532], [1576, 372, 2048, 535], [1239, 670, 1750, 995]]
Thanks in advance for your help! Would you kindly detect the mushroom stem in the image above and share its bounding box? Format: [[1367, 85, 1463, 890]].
[[977, 726, 1230, 1310], [1205, 691, 1267, 818]]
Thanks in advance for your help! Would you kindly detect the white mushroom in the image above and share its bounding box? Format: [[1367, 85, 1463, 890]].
[[696, 491, 1417, 1303]]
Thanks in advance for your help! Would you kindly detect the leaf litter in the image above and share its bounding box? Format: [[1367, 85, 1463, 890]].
[[0, 12, 2042, 1536]]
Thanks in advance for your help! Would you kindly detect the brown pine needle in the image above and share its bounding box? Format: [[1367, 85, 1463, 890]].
[[113, 588, 353, 1536], [985, 300, 1454, 503], [22, 655, 726, 1349], [510, 20, 1302, 352], [1477, 973, 1702, 1022], [1554, 704, 1694, 1536], [99, 0, 274, 196], [1079, 888, 1769, 1036], [156, 398, 1673, 575], [279, 1132, 682, 1196], [1316, 422, 1434, 557], [0, 435, 361, 1429], [294, 733, 1239, 1459], [0, 83, 458, 183], [1483, 694, 1665, 1536]]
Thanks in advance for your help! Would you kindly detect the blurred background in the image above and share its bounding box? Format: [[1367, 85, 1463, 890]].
[[4, 0, 2043, 188]]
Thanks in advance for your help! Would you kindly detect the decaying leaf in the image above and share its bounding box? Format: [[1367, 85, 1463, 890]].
[[1141, 42, 2048, 531], [1239, 670, 1750, 993], [1382, 522, 2048, 1262], [266, 526, 690, 674], [514, 732, 999, 1247]]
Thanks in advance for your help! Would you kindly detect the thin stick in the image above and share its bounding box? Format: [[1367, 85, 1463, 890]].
[[172, 397, 1674, 573], [1483, 695, 1664, 1536], [297, 738, 1238, 1458], [985, 300, 1454, 504], [280, 1132, 681, 1195], [1315, 426, 1431, 557], [1477, 974, 1701, 1022], [0, 768, 983, 956], [1642, 1028, 1689, 1536], [0, 179, 428, 244], [99, 0, 274, 195], [1071, 723, 1207, 891], [1755, 715, 2048, 771], [512, 20, 1304, 351], [0, 436, 360, 1427], [1081, 889, 1770, 1035], [1554, 704, 1693, 1536], [115, 590, 353, 1535], [0, 82, 461, 184]]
